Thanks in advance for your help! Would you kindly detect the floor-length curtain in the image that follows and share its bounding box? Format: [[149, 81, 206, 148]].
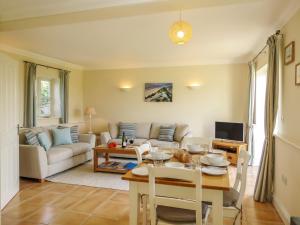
[[254, 33, 283, 202], [247, 61, 257, 165], [24, 62, 37, 128], [59, 70, 70, 124]]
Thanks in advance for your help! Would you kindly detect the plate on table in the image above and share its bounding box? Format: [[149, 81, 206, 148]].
[[186, 145, 207, 154], [200, 156, 230, 167], [202, 166, 227, 176], [165, 162, 185, 168], [132, 167, 148, 176], [145, 153, 173, 161]]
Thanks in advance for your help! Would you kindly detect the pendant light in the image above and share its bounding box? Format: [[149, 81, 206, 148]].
[[169, 11, 192, 45]]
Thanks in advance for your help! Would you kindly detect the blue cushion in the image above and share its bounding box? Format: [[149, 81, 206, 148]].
[[58, 125, 79, 143], [37, 132, 51, 151], [118, 122, 136, 139], [159, 125, 175, 142], [52, 128, 73, 146]]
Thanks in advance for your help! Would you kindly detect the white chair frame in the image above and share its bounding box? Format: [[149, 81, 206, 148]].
[[134, 143, 151, 164], [148, 166, 204, 225], [206, 149, 250, 225]]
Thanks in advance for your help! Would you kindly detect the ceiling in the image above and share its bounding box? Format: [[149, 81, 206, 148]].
[[0, 0, 299, 69]]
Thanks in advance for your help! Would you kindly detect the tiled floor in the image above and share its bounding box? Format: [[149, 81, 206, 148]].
[[1, 166, 284, 225]]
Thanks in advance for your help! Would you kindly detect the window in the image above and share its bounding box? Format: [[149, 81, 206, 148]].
[[37, 77, 60, 118], [39, 79, 51, 117]]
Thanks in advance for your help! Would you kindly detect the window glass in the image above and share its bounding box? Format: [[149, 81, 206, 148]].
[[39, 79, 51, 117]]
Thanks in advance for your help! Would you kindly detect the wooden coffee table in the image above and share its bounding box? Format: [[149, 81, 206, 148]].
[[93, 145, 137, 173]]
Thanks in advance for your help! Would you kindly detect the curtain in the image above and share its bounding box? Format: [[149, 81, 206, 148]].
[[59, 70, 70, 124], [247, 61, 257, 165], [24, 62, 37, 128], [254, 34, 283, 202]]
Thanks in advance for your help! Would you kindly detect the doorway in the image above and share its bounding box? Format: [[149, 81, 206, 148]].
[[252, 64, 267, 166]]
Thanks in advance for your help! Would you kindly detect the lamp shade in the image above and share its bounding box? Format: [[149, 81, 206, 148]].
[[169, 20, 192, 45], [85, 107, 96, 115]]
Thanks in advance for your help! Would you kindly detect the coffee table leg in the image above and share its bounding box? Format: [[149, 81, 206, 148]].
[[105, 153, 109, 162], [94, 150, 98, 172]]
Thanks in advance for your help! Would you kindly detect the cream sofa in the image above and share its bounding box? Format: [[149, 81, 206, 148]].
[[19, 126, 95, 181], [100, 122, 191, 148]]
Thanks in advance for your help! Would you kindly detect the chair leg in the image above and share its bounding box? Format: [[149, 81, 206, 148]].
[[234, 212, 241, 225], [142, 195, 148, 225], [204, 207, 211, 225]]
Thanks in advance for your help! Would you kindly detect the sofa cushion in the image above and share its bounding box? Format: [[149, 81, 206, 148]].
[[118, 122, 136, 139], [108, 123, 118, 139], [109, 139, 147, 146], [158, 125, 176, 142], [52, 128, 73, 146], [58, 125, 79, 143], [174, 123, 190, 142], [149, 139, 179, 148], [47, 147, 73, 165], [37, 132, 52, 151], [136, 123, 152, 139], [24, 130, 40, 146], [150, 123, 175, 139], [61, 143, 92, 156]]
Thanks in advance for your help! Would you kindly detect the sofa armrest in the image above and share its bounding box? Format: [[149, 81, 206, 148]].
[[79, 134, 96, 148], [19, 144, 48, 179], [100, 132, 111, 145]]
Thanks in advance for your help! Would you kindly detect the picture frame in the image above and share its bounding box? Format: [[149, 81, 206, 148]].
[[296, 63, 300, 86], [284, 41, 295, 65], [144, 83, 173, 102]]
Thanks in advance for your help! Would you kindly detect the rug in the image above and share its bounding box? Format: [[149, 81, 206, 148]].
[[46, 159, 135, 191]]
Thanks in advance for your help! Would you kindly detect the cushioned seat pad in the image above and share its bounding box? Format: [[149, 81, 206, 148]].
[[47, 147, 73, 165], [157, 203, 208, 222], [205, 187, 240, 207], [62, 143, 92, 156], [149, 139, 179, 148]]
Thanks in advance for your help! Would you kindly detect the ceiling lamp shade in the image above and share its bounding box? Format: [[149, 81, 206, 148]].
[[169, 20, 192, 45]]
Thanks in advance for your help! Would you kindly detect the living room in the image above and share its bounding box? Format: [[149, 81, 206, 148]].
[[0, 0, 300, 225]]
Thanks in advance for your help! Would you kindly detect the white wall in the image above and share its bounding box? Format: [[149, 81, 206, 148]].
[[273, 9, 300, 224], [83, 64, 249, 136]]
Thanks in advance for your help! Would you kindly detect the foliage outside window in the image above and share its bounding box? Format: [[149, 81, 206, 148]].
[[39, 80, 51, 117]]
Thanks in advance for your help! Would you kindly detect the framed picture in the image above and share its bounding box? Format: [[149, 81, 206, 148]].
[[296, 63, 300, 85], [284, 41, 295, 65], [144, 83, 173, 102]]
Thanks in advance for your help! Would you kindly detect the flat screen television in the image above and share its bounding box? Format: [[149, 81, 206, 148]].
[[215, 121, 244, 142]]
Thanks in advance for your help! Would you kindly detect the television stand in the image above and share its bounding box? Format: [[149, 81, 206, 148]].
[[212, 140, 247, 165]]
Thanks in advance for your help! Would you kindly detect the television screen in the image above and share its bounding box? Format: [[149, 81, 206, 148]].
[[215, 122, 244, 142]]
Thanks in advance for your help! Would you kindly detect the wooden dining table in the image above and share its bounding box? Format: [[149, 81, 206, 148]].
[[122, 151, 231, 225]]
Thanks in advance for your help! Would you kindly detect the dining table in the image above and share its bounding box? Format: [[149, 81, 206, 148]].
[[121, 150, 231, 225]]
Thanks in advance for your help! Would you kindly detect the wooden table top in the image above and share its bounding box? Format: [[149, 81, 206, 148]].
[[94, 145, 136, 154], [122, 153, 230, 191]]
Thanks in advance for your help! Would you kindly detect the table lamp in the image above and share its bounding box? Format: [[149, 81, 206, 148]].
[[85, 107, 96, 134]]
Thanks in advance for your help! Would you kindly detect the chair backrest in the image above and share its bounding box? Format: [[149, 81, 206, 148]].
[[233, 149, 250, 208], [148, 166, 203, 225], [182, 137, 212, 150], [134, 143, 151, 164]]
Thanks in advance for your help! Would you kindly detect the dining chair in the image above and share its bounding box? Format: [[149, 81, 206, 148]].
[[134, 142, 151, 164], [148, 165, 208, 225], [205, 149, 250, 225], [182, 137, 212, 150]]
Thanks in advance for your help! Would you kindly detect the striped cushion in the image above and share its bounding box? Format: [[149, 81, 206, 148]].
[[25, 130, 40, 146], [58, 125, 79, 143], [158, 125, 175, 142], [118, 123, 136, 139]]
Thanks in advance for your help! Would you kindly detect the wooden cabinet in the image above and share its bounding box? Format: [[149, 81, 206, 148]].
[[212, 140, 247, 165]]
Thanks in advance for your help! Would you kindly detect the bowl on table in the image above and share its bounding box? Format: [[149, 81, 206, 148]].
[[206, 154, 224, 165]]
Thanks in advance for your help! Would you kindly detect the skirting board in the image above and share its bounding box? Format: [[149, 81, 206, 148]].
[[273, 195, 290, 225]]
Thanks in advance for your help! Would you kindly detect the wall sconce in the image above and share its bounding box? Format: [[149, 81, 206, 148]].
[[119, 85, 132, 92], [187, 83, 201, 90]]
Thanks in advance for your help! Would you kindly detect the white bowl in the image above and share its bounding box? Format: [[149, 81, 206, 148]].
[[187, 144, 201, 151], [150, 152, 164, 160], [206, 154, 224, 165]]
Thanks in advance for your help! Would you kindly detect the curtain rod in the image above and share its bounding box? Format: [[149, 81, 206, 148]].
[[251, 30, 281, 62], [23, 61, 70, 72]]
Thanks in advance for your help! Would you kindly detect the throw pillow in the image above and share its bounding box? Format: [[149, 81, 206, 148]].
[[24, 130, 40, 146], [58, 125, 79, 143], [118, 122, 136, 139], [158, 125, 176, 142], [52, 128, 73, 146], [37, 132, 52, 151]]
